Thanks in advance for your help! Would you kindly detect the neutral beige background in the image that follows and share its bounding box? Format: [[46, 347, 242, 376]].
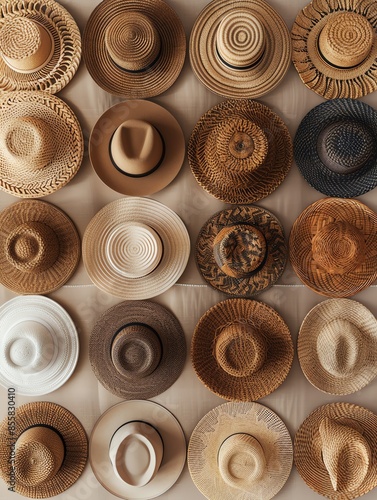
[[2, 0, 377, 499]]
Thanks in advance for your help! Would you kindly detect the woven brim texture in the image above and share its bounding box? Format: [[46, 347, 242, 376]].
[[0, 401, 87, 498], [188, 99, 292, 204], [294, 402, 377, 499], [294, 99, 377, 198], [289, 198, 377, 298], [0, 0, 81, 94], [189, 0, 291, 98]]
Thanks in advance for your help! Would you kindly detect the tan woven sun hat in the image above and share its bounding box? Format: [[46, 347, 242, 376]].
[[0, 199, 80, 295], [191, 298, 293, 401], [188, 99, 292, 204], [83, 0, 186, 98], [0, 0, 81, 93], [188, 401, 293, 500], [292, 0, 377, 99], [89, 100, 185, 196], [0, 401, 87, 498], [294, 402, 377, 499]]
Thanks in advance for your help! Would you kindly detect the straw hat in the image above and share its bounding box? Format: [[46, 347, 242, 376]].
[[191, 298, 293, 401], [83, 0, 186, 98], [188, 99, 292, 204], [0, 0, 81, 93], [0, 401, 87, 498], [294, 99, 377, 198], [90, 400, 186, 499], [188, 401, 293, 500], [0, 199, 80, 295], [0, 91, 83, 198], [82, 197, 190, 300], [89, 100, 185, 196], [292, 0, 377, 99], [196, 205, 287, 296], [189, 0, 291, 98], [294, 402, 377, 499]]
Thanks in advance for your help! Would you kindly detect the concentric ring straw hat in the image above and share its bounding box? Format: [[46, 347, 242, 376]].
[[0, 401, 88, 498], [289, 198, 377, 298], [188, 401, 293, 500], [188, 99, 292, 204], [82, 197, 190, 300], [191, 298, 293, 401], [0, 0, 81, 93], [189, 0, 291, 98], [292, 0, 377, 99], [83, 0, 186, 98], [0, 199, 80, 295], [294, 402, 377, 499]]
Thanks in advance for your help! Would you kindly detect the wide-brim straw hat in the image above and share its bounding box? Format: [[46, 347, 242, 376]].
[[289, 198, 377, 298], [89, 300, 186, 399], [191, 298, 293, 401], [0, 91, 83, 198], [196, 205, 287, 296], [0, 0, 81, 93], [0, 401, 87, 498], [189, 0, 291, 98], [292, 0, 377, 100], [188, 401, 293, 500], [90, 400, 186, 499], [82, 197, 190, 300], [294, 98, 377, 198], [89, 100, 185, 196], [294, 402, 377, 499], [0, 199, 80, 295], [188, 99, 292, 204], [83, 0, 186, 98]]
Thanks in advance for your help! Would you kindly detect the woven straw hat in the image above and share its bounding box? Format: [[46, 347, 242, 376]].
[[0, 199, 80, 295], [89, 100, 185, 196], [294, 402, 377, 499], [191, 298, 293, 401], [0, 0, 81, 93], [188, 401, 293, 500], [0, 91, 83, 198], [294, 99, 377, 198], [289, 198, 377, 298], [90, 400, 186, 499], [196, 205, 287, 296], [188, 99, 292, 204], [89, 300, 186, 399], [83, 197, 189, 300], [83, 0, 186, 98], [190, 0, 291, 98], [0, 401, 87, 498]]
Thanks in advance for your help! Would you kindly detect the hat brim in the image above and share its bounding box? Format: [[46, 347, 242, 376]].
[[89, 100, 185, 196], [90, 400, 186, 499]]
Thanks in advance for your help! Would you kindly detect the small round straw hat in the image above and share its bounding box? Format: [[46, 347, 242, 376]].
[[191, 298, 293, 401], [89, 100, 185, 196], [0, 199, 80, 295], [0, 0, 81, 93], [188, 99, 292, 204], [90, 400, 186, 499], [294, 402, 377, 499], [0, 401, 88, 498], [89, 300, 186, 399], [189, 0, 291, 98], [196, 205, 287, 296], [0, 91, 83, 198], [289, 198, 377, 298], [188, 401, 293, 500], [83, 0, 186, 98], [292, 0, 377, 99], [294, 99, 377, 198]]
